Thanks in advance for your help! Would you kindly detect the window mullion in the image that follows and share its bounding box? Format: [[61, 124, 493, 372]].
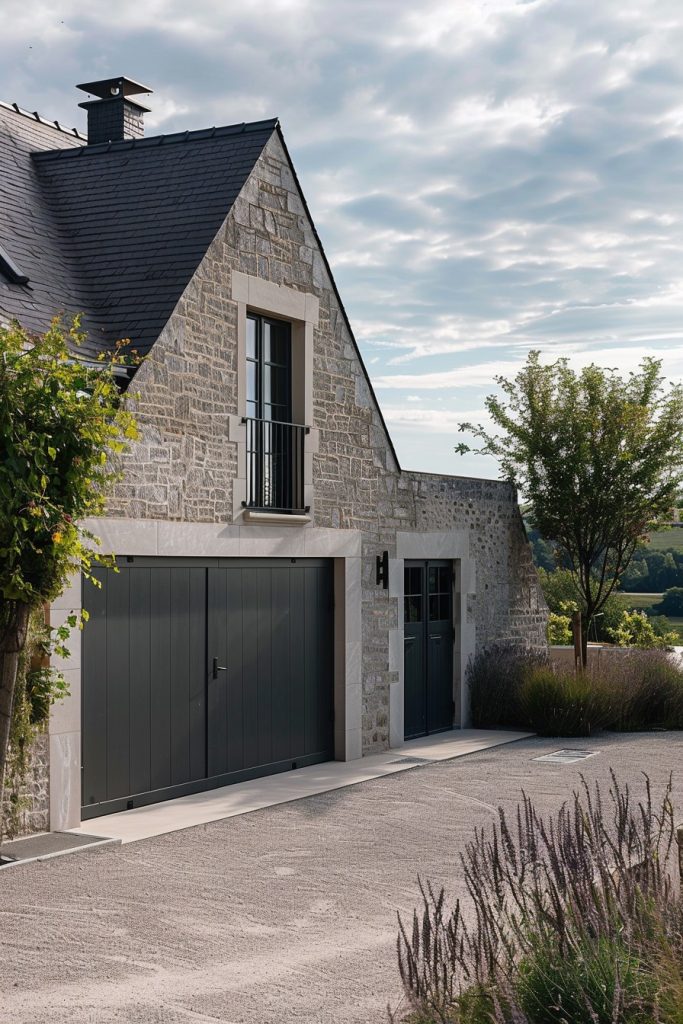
[[257, 315, 263, 420]]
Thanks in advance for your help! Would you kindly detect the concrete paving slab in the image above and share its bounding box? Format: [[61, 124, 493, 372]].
[[70, 728, 531, 844], [1, 831, 119, 868]]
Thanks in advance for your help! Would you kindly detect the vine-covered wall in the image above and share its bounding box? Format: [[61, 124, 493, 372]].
[[2, 731, 49, 839]]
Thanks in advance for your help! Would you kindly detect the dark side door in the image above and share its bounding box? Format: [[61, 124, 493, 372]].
[[403, 560, 454, 740]]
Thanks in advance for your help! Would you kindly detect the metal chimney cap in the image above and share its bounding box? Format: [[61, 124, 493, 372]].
[[76, 76, 153, 101]]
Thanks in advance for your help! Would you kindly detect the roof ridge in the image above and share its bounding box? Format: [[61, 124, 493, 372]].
[[32, 116, 279, 160], [0, 99, 85, 140]]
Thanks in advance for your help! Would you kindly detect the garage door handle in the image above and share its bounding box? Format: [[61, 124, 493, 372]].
[[212, 657, 227, 679]]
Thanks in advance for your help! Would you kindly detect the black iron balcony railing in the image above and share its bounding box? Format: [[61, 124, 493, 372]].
[[242, 417, 310, 515]]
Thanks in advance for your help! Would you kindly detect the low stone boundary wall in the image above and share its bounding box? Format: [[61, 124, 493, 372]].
[[550, 645, 683, 672], [549, 644, 637, 671]]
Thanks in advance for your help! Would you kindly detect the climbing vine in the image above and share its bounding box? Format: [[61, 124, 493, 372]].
[[3, 608, 69, 839], [0, 317, 138, 840]]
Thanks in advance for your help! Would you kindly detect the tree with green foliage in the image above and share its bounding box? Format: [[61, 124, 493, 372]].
[[658, 551, 679, 590], [0, 319, 137, 836], [537, 566, 622, 643], [525, 527, 558, 572], [458, 353, 683, 666], [546, 612, 573, 645], [615, 544, 683, 592], [608, 609, 679, 649], [655, 587, 683, 617], [536, 567, 580, 612], [620, 556, 650, 591]]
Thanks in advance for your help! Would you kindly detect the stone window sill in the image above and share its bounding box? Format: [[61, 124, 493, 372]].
[[242, 510, 311, 527]]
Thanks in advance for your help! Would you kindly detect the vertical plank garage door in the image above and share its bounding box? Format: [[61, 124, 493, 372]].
[[82, 559, 334, 818]]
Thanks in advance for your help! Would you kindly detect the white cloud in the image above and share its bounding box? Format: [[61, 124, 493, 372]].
[[375, 361, 523, 390], [3, 0, 683, 474], [382, 407, 489, 431], [446, 94, 571, 143]]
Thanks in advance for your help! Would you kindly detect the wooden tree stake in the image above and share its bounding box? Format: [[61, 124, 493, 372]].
[[572, 611, 582, 673]]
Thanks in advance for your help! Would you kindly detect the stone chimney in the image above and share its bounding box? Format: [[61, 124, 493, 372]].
[[77, 76, 152, 145]]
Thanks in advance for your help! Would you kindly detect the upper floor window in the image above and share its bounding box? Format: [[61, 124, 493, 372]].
[[244, 312, 308, 514], [231, 272, 318, 520], [246, 313, 292, 423]]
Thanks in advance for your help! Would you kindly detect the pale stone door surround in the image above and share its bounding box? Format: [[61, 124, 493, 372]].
[[388, 530, 476, 747], [48, 518, 363, 831]]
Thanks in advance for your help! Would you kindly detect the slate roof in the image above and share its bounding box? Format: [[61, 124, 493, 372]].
[[0, 101, 277, 361], [0, 103, 86, 339], [1, 96, 402, 468]]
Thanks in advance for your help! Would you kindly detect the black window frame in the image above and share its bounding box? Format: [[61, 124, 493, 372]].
[[246, 312, 293, 424], [243, 311, 309, 514]]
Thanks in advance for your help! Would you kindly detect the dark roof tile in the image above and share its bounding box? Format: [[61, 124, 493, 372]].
[[0, 103, 276, 362]]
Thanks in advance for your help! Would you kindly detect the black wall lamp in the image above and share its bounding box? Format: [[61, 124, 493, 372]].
[[376, 550, 389, 589]]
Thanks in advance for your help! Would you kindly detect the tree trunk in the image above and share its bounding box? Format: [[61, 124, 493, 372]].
[[0, 602, 30, 847]]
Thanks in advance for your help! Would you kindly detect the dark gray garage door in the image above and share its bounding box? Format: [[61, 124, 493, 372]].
[[82, 558, 334, 818]]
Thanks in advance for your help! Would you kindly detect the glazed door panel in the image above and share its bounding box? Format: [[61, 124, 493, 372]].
[[403, 561, 454, 739]]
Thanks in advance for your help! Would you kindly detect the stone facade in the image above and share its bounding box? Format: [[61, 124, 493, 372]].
[[2, 731, 49, 839], [104, 131, 546, 755]]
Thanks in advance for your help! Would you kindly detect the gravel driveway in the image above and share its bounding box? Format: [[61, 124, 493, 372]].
[[1, 732, 681, 1024]]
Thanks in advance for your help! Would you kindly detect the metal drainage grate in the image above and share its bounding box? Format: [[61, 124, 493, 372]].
[[533, 749, 598, 765], [388, 756, 434, 765]]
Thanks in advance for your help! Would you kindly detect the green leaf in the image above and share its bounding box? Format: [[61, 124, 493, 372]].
[[0, 316, 138, 613], [457, 352, 683, 655]]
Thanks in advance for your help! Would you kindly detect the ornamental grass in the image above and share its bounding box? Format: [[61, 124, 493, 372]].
[[392, 773, 683, 1024], [469, 647, 683, 736]]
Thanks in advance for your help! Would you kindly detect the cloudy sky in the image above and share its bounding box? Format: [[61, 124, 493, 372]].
[[2, 0, 683, 478]]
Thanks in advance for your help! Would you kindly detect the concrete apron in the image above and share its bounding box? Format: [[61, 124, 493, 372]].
[[69, 729, 532, 845]]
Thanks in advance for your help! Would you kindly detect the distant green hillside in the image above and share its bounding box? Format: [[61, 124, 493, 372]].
[[527, 524, 683, 592], [645, 527, 683, 552], [615, 591, 683, 642]]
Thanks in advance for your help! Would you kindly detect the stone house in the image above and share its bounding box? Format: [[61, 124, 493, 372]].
[[0, 77, 547, 835]]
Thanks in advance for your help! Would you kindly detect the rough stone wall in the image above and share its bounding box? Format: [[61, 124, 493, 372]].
[[411, 473, 547, 650], [110, 278, 239, 522], [2, 731, 49, 839], [108, 131, 547, 754]]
